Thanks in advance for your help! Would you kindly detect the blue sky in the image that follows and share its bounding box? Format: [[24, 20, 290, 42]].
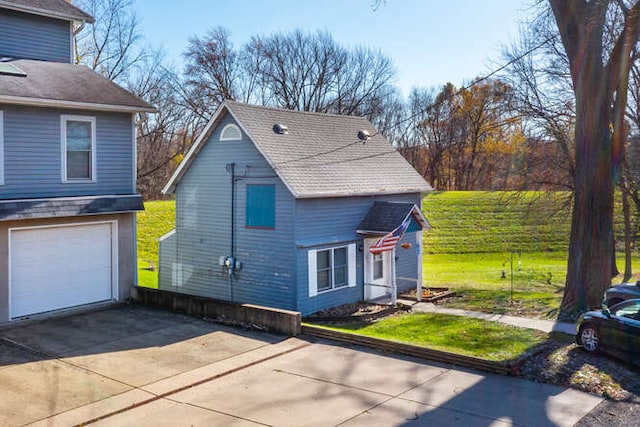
[[133, 0, 533, 97]]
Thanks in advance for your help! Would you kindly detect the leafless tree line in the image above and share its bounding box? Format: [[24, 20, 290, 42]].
[[71, 0, 579, 200], [71, 1, 639, 222]]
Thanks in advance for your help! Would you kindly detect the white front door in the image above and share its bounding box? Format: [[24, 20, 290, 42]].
[[363, 238, 392, 301]]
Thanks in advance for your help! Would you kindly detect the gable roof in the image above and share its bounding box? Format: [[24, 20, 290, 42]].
[[357, 201, 430, 235], [0, 59, 155, 112], [164, 101, 432, 198], [0, 0, 94, 23]]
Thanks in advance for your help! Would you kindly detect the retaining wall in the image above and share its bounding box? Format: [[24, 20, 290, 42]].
[[132, 287, 301, 336]]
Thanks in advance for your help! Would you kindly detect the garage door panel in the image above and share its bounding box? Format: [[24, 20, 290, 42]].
[[10, 223, 114, 319]]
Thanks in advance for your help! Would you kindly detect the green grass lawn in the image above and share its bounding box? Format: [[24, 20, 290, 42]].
[[423, 252, 568, 290], [311, 312, 548, 362], [137, 200, 175, 288], [421, 192, 640, 318], [422, 251, 640, 318], [421, 252, 567, 318]]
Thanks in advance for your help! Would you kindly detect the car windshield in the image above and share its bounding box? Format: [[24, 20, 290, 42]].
[[611, 300, 640, 320]]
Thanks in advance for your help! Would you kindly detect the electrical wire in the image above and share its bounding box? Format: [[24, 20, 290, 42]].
[[279, 115, 526, 169], [371, 34, 558, 138], [271, 33, 556, 168]]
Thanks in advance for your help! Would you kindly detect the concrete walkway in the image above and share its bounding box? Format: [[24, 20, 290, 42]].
[[398, 299, 577, 335], [1, 304, 599, 426]]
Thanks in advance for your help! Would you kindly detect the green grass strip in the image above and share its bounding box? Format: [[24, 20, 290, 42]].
[[310, 312, 547, 362]]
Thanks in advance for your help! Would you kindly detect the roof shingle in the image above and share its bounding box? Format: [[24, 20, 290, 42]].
[[166, 101, 431, 198], [227, 101, 432, 198], [0, 0, 94, 23], [0, 195, 143, 221], [357, 201, 430, 234], [0, 59, 155, 112]]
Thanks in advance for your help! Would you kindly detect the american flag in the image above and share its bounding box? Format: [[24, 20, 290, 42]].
[[370, 217, 410, 254]]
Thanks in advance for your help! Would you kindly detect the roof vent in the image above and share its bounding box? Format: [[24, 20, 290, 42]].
[[273, 124, 288, 135], [357, 130, 370, 143]]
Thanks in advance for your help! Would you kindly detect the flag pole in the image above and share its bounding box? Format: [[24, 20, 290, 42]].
[[391, 247, 397, 306]]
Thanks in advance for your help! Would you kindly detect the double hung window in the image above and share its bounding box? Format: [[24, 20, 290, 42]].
[[62, 115, 96, 182], [308, 244, 356, 296]]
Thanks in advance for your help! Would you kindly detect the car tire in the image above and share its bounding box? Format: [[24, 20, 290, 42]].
[[579, 325, 599, 352]]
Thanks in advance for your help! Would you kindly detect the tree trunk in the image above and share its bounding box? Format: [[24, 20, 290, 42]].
[[623, 183, 633, 282], [611, 232, 620, 278], [550, 0, 640, 319], [560, 77, 614, 319]]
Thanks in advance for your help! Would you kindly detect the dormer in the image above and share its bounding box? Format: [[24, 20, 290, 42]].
[[0, 0, 94, 63]]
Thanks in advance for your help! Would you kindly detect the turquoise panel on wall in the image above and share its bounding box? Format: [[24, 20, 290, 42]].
[[246, 184, 275, 228]]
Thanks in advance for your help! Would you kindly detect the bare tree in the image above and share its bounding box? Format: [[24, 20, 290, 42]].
[[549, 0, 640, 318], [399, 80, 523, 191], [502, 22, 576, 191], [126, 53, 203, 199], [73, 0, 144, 82], [182, 27, 252, 119], [619, 56, 640, 281], [184, 28, 397, 123]]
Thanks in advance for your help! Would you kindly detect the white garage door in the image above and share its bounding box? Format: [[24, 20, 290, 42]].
[[10, 222, 114, 319]]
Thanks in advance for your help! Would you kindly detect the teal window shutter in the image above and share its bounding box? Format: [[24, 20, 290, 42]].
[[246, 184, 275, 228]]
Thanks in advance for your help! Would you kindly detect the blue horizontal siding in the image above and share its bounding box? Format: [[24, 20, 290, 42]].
[[161, 113, 297, 310], [0, 9, 71, 62], [295, 193, 421, 315], [296, 244, 363, 316], [159, 110, 425, 315], [0, 105, 135, 198]]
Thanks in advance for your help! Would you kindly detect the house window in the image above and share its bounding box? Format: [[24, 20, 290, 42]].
[[61, 115, 96, 182], [308, 244, 357, 296], [373, 253, 384, 280], [316, 247, 348, 292], [245, 184, 275, 228], [0, 110, 4, 185], [220, 124, 241, 141]]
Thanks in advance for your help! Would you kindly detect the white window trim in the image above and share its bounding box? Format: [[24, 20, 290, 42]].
[[220, 123, 242, 141], [61, 115, 97, 183], [0, 110, 4, 185], [308, 243, 356, 297]]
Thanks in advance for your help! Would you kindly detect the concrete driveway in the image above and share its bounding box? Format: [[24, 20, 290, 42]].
[[0, 304, 601, 427]]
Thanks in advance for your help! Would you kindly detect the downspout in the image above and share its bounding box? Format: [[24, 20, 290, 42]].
[[71, 20, 86, 63], [73, 21, 86, 36], [226, 162, 236, 301]]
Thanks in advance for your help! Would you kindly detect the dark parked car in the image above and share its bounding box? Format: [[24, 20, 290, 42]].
[[576, 299, 640, 365], [603, 281, 640, 307]]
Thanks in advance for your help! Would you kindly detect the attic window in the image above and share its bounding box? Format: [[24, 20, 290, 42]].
[[220, 124, 241, 141]]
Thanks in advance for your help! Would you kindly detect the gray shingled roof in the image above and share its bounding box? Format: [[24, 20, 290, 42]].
[[0, 195, 143, 221], [0, 59, 155, 112], [357, 201, 430, 234], [165, 101, 432, 198], [0, 0, 94, 23]]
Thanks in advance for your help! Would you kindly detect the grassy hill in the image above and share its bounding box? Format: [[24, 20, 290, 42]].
[[421, 192, 572, 254], [422, 191, 639, 255], [137, 200, 175, 287]]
